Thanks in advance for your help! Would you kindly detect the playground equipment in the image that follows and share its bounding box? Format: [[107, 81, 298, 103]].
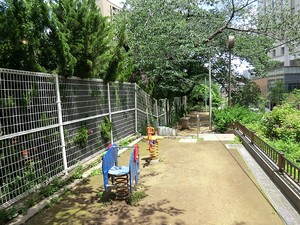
[[146, 126, 163, 160], [102, 144, 139, 199]]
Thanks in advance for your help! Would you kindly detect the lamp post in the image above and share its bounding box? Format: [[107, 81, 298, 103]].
[[228, 35, 234, 106], [204, 58, 212, 130], [208, 58, 212, 130]]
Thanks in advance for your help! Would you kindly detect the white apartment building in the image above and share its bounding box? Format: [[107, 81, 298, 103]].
[[96, 0, 121, 17], [253, 0, 300, 96]]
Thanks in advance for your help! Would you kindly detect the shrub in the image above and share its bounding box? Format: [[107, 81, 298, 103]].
[[213, 106, 262, 133], [262, 105, 300, 142], [100, 117, 112, 144]]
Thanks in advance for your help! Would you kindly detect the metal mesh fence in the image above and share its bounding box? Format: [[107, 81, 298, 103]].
[[112, 111, 135, 141], [64, 118, 106, 168], [137, 110, 148, 135], [0, 69, 58, 136], [0, 126, 63, 208], [60, 78, 109, 122], [0, 68, 180, 208], [157, 99, 166, 126]]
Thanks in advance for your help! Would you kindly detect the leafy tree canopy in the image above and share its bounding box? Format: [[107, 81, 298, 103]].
[[231, 80, 264, 108], [283, 89, 300, 109], [121, 0, 300, 98], [0, 0, 129, 82], [268, 80, 286, 107], [0, 0, 50, 71]]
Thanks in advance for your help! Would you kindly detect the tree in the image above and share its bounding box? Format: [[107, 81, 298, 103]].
[[104, 20, 134, 82], [283, 89, 300, 110], [0, 0, 50, 72], [120, 0, 300, 98], [188, 82, 222, 110], [231, 81, 263, 108], [124, 0, 213, 98], [268, 80, 286, 109], [50, 0, 111, 78]]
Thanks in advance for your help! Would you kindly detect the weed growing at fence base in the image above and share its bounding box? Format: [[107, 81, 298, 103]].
[[89, 168, 102, 177], [0, 163, 85, 224]]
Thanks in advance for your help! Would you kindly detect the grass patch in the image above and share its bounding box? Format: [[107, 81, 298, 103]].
[[127, 190, 147, 206], [89, 168, 102, 177], [97, 191, 115, 207], [228, 136, 242, 144]]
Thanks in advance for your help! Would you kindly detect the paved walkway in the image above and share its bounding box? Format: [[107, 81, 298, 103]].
[[226, 143, 300, 225], [185, 133, 300, 224]]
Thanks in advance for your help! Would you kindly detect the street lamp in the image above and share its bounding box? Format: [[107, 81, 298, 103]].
[[204, 58, 212, 130], [208, 58, 212, 130], [228, 35, 234, 106]]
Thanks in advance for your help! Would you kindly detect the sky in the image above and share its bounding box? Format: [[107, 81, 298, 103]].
[[109, 0, 123, 8]]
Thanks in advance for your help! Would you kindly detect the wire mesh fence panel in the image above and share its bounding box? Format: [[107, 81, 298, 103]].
[[120, 83, 136, 110], [64, 117, 108, 168], [60, 78, 109, 122], [111, 111, 135, 141], [137, 111, 148, 135], [156, 99, 166, 126], [0, 69, 62, 208], [109, 83, 135, 112], [146, 94, 155, 120], [0, 68, 168, 208], [0, 69, 58, 136], [0, 127, 63, 208], [136, 86, 147, 113]]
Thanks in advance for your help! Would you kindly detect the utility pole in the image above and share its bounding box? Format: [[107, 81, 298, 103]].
[[228, 35, 234, 106], [208, 58, 212, 130]]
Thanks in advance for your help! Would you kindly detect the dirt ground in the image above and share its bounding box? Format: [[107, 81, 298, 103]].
[[24, 112, 285, 225], [177, 111, 212, 136], [25, 135, 285, 225]]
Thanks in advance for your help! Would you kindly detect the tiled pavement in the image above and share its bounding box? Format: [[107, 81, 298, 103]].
[[226, 143, 300, 225]]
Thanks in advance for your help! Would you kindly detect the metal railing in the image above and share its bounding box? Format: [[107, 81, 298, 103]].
[[234, 122, 300, 186]]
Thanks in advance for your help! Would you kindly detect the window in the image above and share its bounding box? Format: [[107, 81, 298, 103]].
[[272, 0, 275, 8], [281, 47, 285, 55], [273, 49, 276, 57], [291, 0, 295, 13]]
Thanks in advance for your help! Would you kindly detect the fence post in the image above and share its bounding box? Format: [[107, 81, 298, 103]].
[[250, 131, 254, 144], [107, 83, 113, 143], [278, 153, 285, 173], [155, 99, 159, 127], [135, 83, 138, 133], [164, 99, 167, 126], [197, 113, 200, 138], [55, 75, 68, 175], [145, 92, 149, 124]]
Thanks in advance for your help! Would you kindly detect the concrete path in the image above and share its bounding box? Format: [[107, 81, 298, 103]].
[[226, 143, 300, 225]]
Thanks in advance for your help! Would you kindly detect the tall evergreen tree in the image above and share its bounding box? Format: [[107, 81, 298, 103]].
[[50, 0, 111, 78], [105, 20, 134, 82], [0, 0, 50, 71]]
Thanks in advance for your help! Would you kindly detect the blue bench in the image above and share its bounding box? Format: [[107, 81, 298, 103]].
[[102, 143, 140, 198]]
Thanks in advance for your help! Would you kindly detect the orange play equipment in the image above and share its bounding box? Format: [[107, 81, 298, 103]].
[[146, 126, 163, 160]]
